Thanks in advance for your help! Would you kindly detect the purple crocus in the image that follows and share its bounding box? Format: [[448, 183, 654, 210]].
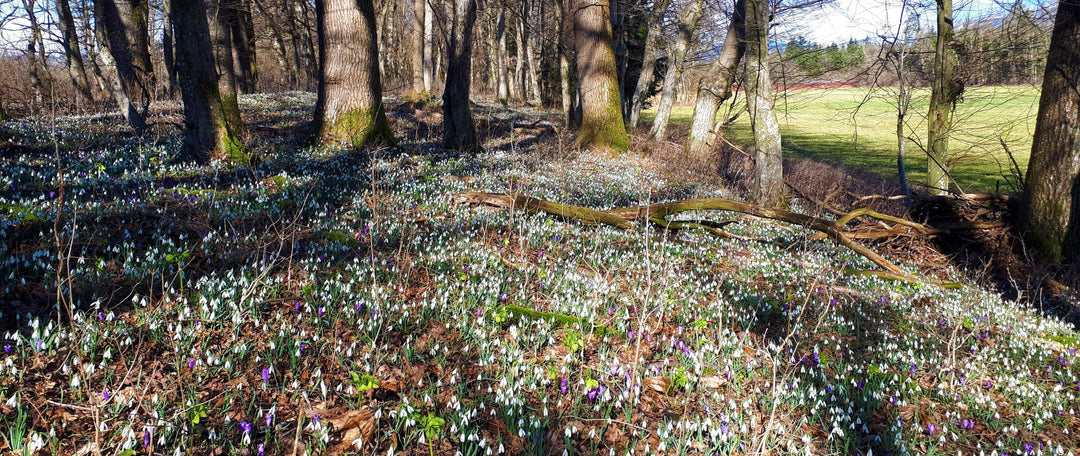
[[239, 420, 252, 435], [144, 429, 151, 448], [1023, 442, 1035, 454], [926, 423, 937, 435], [560, 378, 568, 395], [257, 443, 265, 456], [188, 359, 196, 370], [103, 390, 110, 401], [262, 367, 270, 383], [266, 411, 274, 428], [3, 345, 10, 354]]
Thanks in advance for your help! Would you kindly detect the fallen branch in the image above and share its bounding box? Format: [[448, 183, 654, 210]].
[[453, 192, 920, 281]]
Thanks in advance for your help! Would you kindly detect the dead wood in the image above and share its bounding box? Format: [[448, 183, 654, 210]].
[[453, 191, 927, 281]]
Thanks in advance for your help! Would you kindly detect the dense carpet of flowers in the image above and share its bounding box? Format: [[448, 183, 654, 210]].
[[0, 94, 1077, 455]]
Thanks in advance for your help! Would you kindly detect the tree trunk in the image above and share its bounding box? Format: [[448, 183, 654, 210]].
[[524, 0, 542, 104], [95, 0, 153, 132], [896, 48, 911, 197], [253, 0, 295, 88], [628, 0, 670, 128], [409, 0, 426, 98], [927, 0, 960, 195], [210, 0, 244, 135], [495, 8, 510, 106], [573, 0, 628, 152], [57, 0, 94, 105], [556, 0, 575, 127], [684, 0, 745, 160], [423, 0, 434, 93], [649, 0, 704, 141], [229, 0, 257, 93], [1022, 0, 1080, 264], [745, 0, 783, 207], [514, 6, 527, 103], [442, 0, 482, 152], [162, 0, 179, 97], [313, 0, 395, 148], [172, 0, 243, 162], [22, 0, 47, 111]]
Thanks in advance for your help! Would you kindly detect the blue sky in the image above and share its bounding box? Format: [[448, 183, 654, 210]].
[[778, 0, 1052, 45]]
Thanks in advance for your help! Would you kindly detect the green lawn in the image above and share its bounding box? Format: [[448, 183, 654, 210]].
[[645, 85, 1042, 193]]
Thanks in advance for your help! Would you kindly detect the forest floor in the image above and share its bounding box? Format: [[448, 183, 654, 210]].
[[0, 92, 1078, 456]]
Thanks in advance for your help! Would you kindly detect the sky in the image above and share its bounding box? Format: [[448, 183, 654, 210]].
[[779, 0, 1050, 45]]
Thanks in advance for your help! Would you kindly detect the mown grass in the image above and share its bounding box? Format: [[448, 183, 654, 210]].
[[646, 85, 1041, 193]]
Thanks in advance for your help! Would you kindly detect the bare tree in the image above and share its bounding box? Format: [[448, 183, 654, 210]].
[[1023, 0, 1080, 263], [684, 0, 745, 160], [627, 0, 671, 128], [746, 0, 782, 207], [312, 0, 395, 148], [209, 0, 243, 135], [172, 0, 244, 162], [95, 0, 155, 132], [57, 0, 94, 105], [649, 0, 705, 140], [408, 0, 426, 99], [926, 0, 961, 195], [573, 0, 628, 152], [443, 0, 482, 151]]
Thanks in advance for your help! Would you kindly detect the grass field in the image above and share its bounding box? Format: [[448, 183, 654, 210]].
[[647, 85, 1042, 193]]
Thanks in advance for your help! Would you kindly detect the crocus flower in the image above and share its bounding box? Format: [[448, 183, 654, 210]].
[[560, 378, 568, 395], [262, 367, 270, 383], [926, 423, 937, 435], [239, 421, 252, 435], [3, 345, 10, 354]]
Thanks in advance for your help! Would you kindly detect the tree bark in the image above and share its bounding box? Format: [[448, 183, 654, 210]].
[[172, 0, 243, 162], [409, 0, 427, 98], [22, 0, 47, 111], [649, 0, 704, 140], [927, 0, 960, 195], [684, 0, 745, 160], [514, 5, 528, 103], [423, 0, 434, 93], [524, 0, 542, 104], [210, 0, 244, 135], [573, 0, 628, 152], [556, 0, 575, 127], [313, 0, 395, 148], [229, 0, 258, 93], [57, 0, 94, 105], [495, 7, 510, 106], [95, 0, 153, 132], [628, 0, 670, 128], [745, 0, 783, 207], [442, 0, 482, 152], [1022, 0, 1080, 264], [162, 0, 179, 97]]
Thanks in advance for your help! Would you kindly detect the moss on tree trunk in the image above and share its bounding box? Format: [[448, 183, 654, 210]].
[[313, 0, 396, 149], [573, 0, 628, 153]]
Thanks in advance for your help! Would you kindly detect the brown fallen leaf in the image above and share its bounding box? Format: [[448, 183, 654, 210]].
[[325, 407, 376, 454], [700, 375, 724, 389], [643, 377, 671, 393]]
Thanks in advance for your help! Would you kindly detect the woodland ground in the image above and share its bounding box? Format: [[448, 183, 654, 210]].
[[0, 92, 1077, 456], [647, 85, 1041, 194]]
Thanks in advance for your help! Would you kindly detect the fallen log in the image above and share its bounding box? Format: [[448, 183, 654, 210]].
[[453, 192, 928, 282]]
